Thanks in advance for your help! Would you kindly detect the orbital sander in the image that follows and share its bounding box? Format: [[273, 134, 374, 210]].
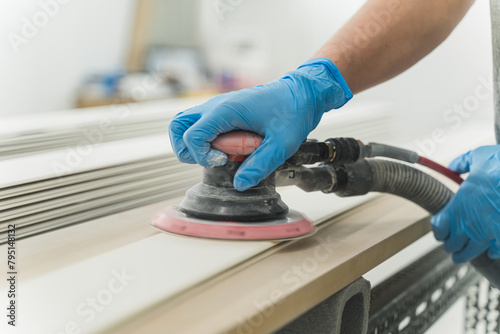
[[153, 130, 462, 242], [152, 131, 318, 241]]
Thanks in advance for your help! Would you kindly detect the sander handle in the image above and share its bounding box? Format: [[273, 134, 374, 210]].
[[211, 131, 263, 161]]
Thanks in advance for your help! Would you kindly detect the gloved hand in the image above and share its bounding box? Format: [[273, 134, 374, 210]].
[[431, 145, 500, 263], [169, 58, 352, 191]]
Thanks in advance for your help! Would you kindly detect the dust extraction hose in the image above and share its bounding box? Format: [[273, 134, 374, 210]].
[[332, 159, 500, 288]]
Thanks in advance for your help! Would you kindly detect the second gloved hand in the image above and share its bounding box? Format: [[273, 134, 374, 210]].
[[169, 58, 352, 191], [431, 145, 500, 263]]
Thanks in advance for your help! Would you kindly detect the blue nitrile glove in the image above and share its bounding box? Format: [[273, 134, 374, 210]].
[[168, 58, 352, 191], [431, 145, 500, 263]]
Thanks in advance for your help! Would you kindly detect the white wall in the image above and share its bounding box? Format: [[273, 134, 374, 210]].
[[359, 0, 493, 136], [199, 0, 364, 85], [0, 0, 136, 116]]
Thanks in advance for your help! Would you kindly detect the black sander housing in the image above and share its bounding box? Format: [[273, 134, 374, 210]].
[[179, 164, 288, 221]]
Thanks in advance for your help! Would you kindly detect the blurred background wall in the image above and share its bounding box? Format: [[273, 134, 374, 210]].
[[0, 0, 135, 115], [0, 0, 493, 138]]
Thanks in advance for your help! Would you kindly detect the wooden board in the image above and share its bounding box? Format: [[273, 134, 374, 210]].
[[0, 193, 431, 334]]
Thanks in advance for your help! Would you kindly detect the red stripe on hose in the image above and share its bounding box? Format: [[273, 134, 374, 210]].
[[417, 156, 464, 185]]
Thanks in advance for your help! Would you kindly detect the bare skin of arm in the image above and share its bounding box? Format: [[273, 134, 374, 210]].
[[315, 0, 476, 94]]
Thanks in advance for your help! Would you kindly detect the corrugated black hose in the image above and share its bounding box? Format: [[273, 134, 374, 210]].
[[330, 159, 500, 288]]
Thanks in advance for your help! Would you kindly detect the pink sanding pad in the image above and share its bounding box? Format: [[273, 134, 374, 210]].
[[152, 206, 316, 241], [211, 131, 263, 161]]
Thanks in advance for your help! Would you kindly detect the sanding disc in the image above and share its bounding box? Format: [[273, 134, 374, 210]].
[[152, 206, 316, 241]]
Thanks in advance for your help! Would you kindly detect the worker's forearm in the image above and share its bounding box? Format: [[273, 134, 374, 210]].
[[315, 0, 475, 94]]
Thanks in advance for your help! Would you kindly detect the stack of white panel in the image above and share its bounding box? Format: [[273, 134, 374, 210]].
[[0, 137, 201, 243]]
